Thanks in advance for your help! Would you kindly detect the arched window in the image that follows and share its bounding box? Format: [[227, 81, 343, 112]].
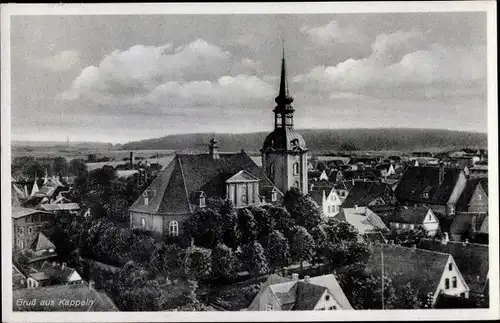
[[448, 263, 453, 271], [293, 162, 300, 175], [445, 278, 450, 289], [169, 220, 179, 236], [140, 217, 146, 229]]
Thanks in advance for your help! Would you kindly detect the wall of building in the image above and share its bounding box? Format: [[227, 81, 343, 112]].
[[263, 152, 288, 195], [467, 185, 488, 213], [257, 288, 282, 311], [422, 210, 440, 236], [313, 290, 341, 310], [13, 212, 53, 253], [433, 257, 469, 304]]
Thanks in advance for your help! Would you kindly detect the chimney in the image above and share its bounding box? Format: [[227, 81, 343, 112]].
[[292, 273, 299, 281], [304, 275, 311, 283], [439, 161, 445, 185], [442, 232, 450, 245]]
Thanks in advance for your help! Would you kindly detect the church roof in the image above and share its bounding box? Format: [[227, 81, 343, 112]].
[[262, 127, 307, 151], [129, 152, 280, 215]]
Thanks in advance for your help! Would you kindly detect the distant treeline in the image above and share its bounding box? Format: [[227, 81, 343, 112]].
[[122, 128, 487, 152]]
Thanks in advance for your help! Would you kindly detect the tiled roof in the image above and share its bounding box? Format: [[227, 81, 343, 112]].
[[418, 239, 488, 293], [130, 152, 280, 215], [306, 274, 353, 309], [389, 206, 433, 224], [308, 190, 324, 206], [293, 281, 326, 310], [457, 178, 488, 208], [365, 244, 451, 297], [247, 274, 291, 310], [450, 212, 488, 239], [39, 261, 80, 284], [395, 166, 464, 204], [13, 284, 118, 311], [12, 207, 51, 219], [342, 181, 395, 208], [31, 232, 56, 252], [336, 207, 388, 234]]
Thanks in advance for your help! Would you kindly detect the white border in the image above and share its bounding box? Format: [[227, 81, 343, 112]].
[[1, 2, 498, 322]]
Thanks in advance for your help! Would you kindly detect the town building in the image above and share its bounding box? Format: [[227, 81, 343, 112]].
[[418, 239, 489, 296], [388, 206, 440, 236], [456, 178, 488, 213], [308, 188, 342, 218], [12, 207, 54, 253], [449, 212, 488, 243], [365, 244, 470, 306], [336, 206, 388, 235], [26, 261, 83, 289], [261, 50, 308, 195], [248, 273, 353, 311], [394, 164, 468, 217]]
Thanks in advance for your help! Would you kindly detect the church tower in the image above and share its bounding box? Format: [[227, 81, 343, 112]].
[[261, 49, 308, 195]]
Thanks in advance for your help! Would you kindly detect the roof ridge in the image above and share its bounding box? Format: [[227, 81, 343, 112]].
[[176, 155, 193, 213], [382, 243, 452, 257]]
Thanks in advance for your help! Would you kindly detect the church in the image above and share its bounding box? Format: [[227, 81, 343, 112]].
[[129, 51, 308, 237]]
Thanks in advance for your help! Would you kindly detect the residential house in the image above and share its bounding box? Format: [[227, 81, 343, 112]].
[[456, 178, 488, 213], [341, 180, 397, 221], [12, 207, 54, 253], [129, 148, 281, 237], [26, 261, 83, 289], [449, 212, 488, 242], [247, 273, 353, 311], [17, 232, 58, 271], [309, 188, 342, 218], [388, 206, 440, 236], [365, 244, 470, 306], [336, 207, 388, 235], [394, 164, 468, 217], [418, 238, 489, 296], [13, 283, 118, 311]]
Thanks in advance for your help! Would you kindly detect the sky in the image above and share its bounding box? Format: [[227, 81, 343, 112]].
[[10, 12, 488, 144]]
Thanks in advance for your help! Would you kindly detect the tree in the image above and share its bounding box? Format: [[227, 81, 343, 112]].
[[237, 208, 257, 244], [53, 156, 69, 177], [240, 241, 269, 277], [251, 206, 275, 240], [149, 243, 185, 279], [289, 226, 315, 272], [184, 208, 224, 248], [211, 243, 237, 280], [284, 187, 324, 231], [267, 206, 295, 238], [218, 199, 239, 249], [174, 280, 214, 311], [263, 230, 291, 274], [340, 142, 358, 151], [69, 158, 87, 176], [184, 246, 212, 281]]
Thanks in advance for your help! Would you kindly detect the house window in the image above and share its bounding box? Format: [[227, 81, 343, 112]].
[[199, 196, 206, 208], [28, 226, 33, 235], [140, 217, 146, 229], [329, 306, 337, 310], [17, 227, 24, 234], [265, 304, 273, 311], [452, 277, 457, 288], [445, 278, 450, 289], [169, 220, 179, 236], [449, 205, 455, 215], [271, 191, 277, 202], [449, 263, 453, 271], [334, 205, 339, 213], [293, 163, 300, 175], [295, 181, 300, 188], [428, 213, 432, 221], [325, 295, 330, 301]]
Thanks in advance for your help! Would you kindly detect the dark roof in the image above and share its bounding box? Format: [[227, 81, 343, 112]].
[[13, 284, 118, 311], [342, 181, 395, 208], [450, 212, 488, 240], [309, 180, 335, 193], [365, 244, 451, 297], [457, 178, 488, 207], [38, 261, 80, 284], [395, 166, 464, 204], [308, 190, 325, 206], [389, 206, 433, 224], [130, 152, 280, 215], [262, 127, 307, 151], [293, 281, 326, 310], [418, 239, 488, 293], [12, 207, 52, 219]]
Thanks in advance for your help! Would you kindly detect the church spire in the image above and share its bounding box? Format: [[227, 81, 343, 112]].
[[275, 46, 294, 105]]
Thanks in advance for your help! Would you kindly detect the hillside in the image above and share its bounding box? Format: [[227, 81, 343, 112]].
[[122, 128, 488, 153]]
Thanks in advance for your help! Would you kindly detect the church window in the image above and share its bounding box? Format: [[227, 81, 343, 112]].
[[18, 240, 24, 249], [140, 218, 146, 229], [293, 163, 300, 175], [169, 221, 179, 236]]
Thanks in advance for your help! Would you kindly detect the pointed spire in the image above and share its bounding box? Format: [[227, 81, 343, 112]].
[[275, 43, 294, 105]]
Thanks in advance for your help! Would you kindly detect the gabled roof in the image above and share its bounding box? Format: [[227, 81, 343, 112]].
[[337, 207, 387, 234], [247, 274, 291, 310], [31, 232, 56, 252], [395, 166, 464, 204], [130, 152, 280, 215], [308, 190, 325, 206], [293, 281, 327, 310], [418, 239, 488, 293], [365, 244, 451, 297], [389, 206, 434, 224], [457, 178, 488, 207], [306, 274, 353, 309], [450, 212, 488, 239], [13, 285, 118, 311], [39, 261, 80, 284], [342, 181, 395, 208], [225, 170, 259, 183]]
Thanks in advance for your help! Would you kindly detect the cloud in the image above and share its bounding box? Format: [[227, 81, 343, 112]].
[[293, 29, 486, 100], [301, 20, 369, 45], [39, 50, 80, 71]]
